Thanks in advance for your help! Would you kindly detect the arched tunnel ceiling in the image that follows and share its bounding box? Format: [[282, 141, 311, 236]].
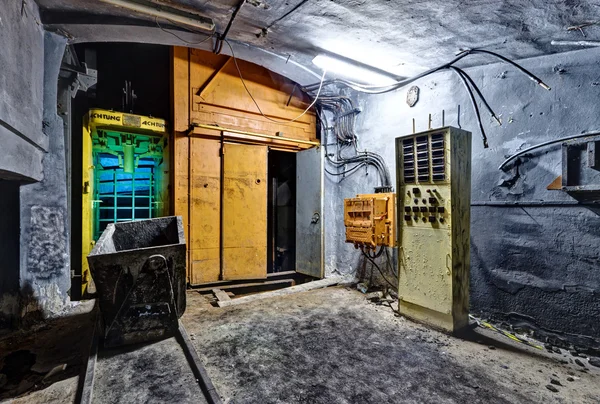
[[37, 0, 600, 83]]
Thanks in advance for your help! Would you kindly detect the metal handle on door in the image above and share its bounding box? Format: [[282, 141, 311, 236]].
[[311, 212, 320, 224]]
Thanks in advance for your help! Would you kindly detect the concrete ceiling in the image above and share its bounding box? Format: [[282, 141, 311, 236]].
[[37, 0, 600, 82]]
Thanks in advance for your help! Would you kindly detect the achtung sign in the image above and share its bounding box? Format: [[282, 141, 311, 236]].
[[87, 109, 167, 133]]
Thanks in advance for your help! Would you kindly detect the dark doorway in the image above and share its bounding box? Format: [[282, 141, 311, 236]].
[[0, 180, 20, 328], [267, 151, 297, 274]]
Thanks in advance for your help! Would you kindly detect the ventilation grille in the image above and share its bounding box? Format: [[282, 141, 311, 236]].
[[401, 132, 446, 184], [402, 139, 415, 183], [431, 133, 446, 182], [416, 135, 430, 183]]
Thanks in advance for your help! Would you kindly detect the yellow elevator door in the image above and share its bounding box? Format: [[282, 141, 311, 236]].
[[222, 143, 268, 280]]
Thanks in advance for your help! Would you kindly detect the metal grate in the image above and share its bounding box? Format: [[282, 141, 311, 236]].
[[93, 155, 156, 240], [416, 135, 430, 183], [431, 133, 446, 181], [402, 138, 415, 183]]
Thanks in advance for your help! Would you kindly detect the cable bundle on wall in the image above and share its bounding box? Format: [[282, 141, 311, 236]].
[[308, 91, 393, 189]]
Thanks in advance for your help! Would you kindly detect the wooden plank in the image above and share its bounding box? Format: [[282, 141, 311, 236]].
[[172, 46, 190, 132], [212, 288, 231, 302], [222, 143, 268, 280], [189, 138, 221, 285], [195, 56, 231, 99], [216, 276, 353, 308], [173, 131, 190, 281]]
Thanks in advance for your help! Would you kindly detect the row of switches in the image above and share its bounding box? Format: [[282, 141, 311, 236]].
[[405, 206, 445, 213], [403, 214, 445, 223]]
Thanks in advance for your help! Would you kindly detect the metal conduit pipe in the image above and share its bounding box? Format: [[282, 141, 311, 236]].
[[498, 131, 600, 170]]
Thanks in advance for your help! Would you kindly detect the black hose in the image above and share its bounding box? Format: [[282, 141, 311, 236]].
[[450, 67, 489, 148], [449, 66, 501, 126], [468, 49, 551, 90]]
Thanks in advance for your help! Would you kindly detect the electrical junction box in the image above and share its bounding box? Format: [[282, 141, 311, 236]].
[[344, 192, 396, 249], [395, 126, 471, 334]]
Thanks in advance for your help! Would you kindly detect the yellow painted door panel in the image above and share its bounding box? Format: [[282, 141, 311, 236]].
[[189, 138, 221, 285], [222, 143, 267, 280]]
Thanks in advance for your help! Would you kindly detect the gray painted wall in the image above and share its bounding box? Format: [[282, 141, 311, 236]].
[[18, 31, 71, 322], [0, 2, 71, 325], [0, 0, 47, 181], [324, 47, 600, 349]]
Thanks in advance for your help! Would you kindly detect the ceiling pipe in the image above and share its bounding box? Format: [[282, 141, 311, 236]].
[[99, 0, 215, 33]]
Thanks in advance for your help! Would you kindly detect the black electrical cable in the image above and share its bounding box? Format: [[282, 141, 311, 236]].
[[450, 66, 489, 148], [155, 17, 214, 45], [384, 247, 398, 278], [368, 246, 385, 259], [449, 66, 501, 126], [223, 39, 327, 124], [361, 249, 397, 290], [467, 49, 551, 90]]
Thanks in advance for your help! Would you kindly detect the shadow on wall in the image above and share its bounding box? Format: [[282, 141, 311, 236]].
[[470, 161, 600, 351], [0, 286, 96, 401]]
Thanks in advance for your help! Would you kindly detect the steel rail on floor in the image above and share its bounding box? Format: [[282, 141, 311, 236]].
[[76, 317, 222, 404]]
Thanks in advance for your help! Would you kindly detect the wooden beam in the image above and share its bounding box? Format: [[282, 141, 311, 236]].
[[212, 288, 231, 302], [195, 56, 232, 100], [216, 276, 354, 308]]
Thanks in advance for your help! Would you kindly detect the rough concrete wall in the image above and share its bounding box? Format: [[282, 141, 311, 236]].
[[325, 47, 600, 349], [0, 0, 47, 181], [18, 32, 71, 321]]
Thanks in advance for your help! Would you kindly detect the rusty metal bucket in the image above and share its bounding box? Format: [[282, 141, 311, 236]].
[[87, 216, 186, 347]]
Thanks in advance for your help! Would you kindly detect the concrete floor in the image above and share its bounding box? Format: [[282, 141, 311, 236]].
[[93, 337, 207, 404], [183, 286, 600, 404], [2, 286, 599, 403]]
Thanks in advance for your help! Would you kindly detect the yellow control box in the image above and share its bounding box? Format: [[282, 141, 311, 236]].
[[395, 127, 471, 334], [344, 192, 396, 249]]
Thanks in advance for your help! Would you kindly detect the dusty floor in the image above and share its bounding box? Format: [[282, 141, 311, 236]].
[[93, 337, 207, 404], [183, 286, 600, 404], [3, 286, 599, 403]]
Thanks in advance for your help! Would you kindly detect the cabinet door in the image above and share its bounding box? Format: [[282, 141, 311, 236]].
[[296, 147, 324, 278], [222, 143, 268, 280]]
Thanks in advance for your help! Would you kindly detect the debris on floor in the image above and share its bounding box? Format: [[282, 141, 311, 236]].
[[182, 286, 600, 404]]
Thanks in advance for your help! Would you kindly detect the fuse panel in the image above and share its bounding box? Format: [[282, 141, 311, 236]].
[[344, 192, 396, 249], [396, 127, 471, 334]]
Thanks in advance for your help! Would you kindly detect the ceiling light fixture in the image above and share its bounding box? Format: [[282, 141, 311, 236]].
[[100, 0, 215, 33], [312, 54, 400, 86]]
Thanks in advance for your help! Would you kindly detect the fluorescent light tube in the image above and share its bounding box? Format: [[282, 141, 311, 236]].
[[100, 0, 215, 33], [312, 54, 398, 86]]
